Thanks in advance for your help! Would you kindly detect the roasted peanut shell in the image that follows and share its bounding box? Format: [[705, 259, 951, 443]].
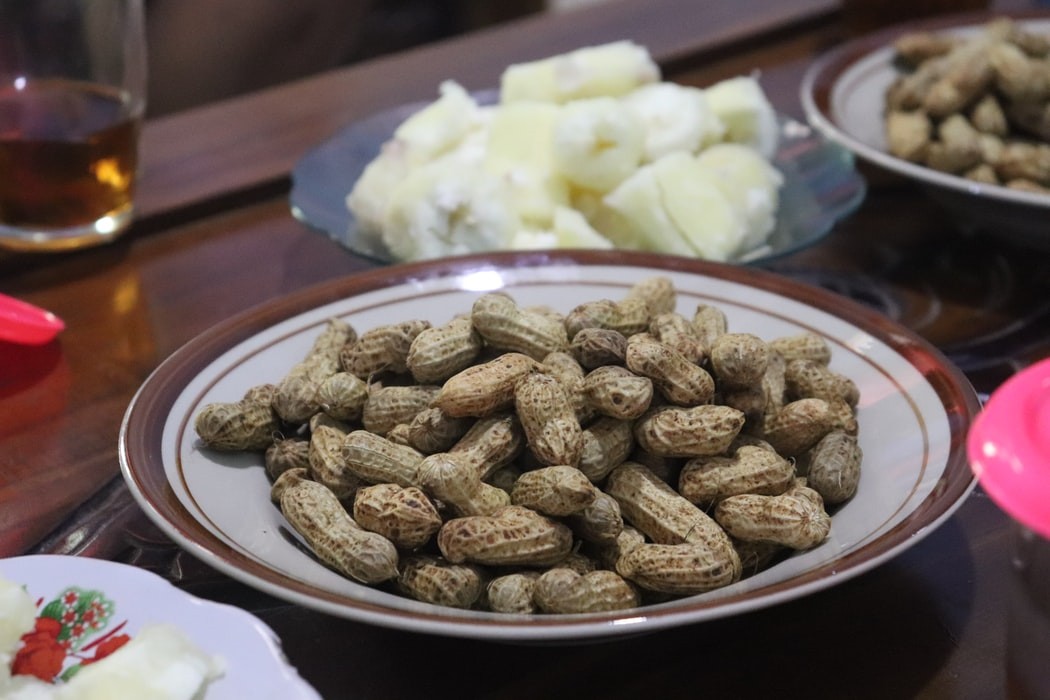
[[280, 480, 398, 584]]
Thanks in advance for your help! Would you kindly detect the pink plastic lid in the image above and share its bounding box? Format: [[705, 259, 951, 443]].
[[0, 293, 64, 345], [968, 358, 1050, 540]]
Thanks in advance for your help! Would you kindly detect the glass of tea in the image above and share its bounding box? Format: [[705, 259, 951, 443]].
[[0, 0, 147, 252]]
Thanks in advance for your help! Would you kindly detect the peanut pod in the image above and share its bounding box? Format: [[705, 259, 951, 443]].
[[280, 480, 398, 584]]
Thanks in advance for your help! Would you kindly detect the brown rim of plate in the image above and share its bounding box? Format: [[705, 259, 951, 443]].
[[807, 8, 1050, 118], [118, 249, 980, 635]]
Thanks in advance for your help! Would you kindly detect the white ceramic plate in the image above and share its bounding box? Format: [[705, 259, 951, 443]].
[[289, 93, 866, 265], [800, 11, 1050, 249], [0, 555, 320, 699], [119, 251, 980, 642]]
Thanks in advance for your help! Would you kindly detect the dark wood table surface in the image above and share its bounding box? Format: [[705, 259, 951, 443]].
[[3, 0, 1049, 697]]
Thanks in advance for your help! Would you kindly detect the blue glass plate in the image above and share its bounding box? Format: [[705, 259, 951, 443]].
[[290, 93, 866, 265]]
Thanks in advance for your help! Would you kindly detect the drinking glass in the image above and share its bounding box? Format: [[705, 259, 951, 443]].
[[0, 0, 147, 252]]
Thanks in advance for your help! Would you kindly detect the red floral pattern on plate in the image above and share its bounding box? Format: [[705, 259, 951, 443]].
[[10, 586, 131, 683]]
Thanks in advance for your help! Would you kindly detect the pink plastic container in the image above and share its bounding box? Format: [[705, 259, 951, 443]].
[[968, 358, 1050, 700]]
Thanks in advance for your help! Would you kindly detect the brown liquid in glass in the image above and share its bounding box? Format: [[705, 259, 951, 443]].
[[0, 79, 139, 230]]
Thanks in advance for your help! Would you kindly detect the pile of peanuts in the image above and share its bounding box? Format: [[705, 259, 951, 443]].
[[885, 18, 1050, 192], [194, 276, 862, 615]]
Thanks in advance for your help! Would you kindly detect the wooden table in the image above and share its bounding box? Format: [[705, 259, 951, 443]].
[[3, 0, 1049, 697]]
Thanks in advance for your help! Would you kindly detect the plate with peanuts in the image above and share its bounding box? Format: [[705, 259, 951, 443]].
[[801, 11, 1050, 249], [119, 250, 980, 642]]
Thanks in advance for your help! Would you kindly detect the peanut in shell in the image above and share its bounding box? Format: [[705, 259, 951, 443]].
[[362, 384, 441, 437], [648, 312, 705, 364], [195, 384, 281, 452], [768, 333, 832, 365], [449, 413, 525, 481], [617, 541, 742, 595], [273, 319, 355, 423], [514, 372, 583, 467], [678, 445, 795, 506], [605, 462, 739, 571], [437, 505, 574, 567], [633, 404, 745, 458], [785, 358, 860, 407], [432, 352, 540, 418], [710, 332, 770, 390], [800, 430, 862, 505], [341, 429, 426, 487], [761, 397, 835, 457], [316, 371, 369, 423], [625, 334, 714, 406], [625, 275, 677, 316], [583, 365, 653, 421], [396, 555, 487, 609], [564, 297, 651, 339], [403, 406, 473, 454], [471, 293, 568, 361], [565, 490, 624, 545], [533, 568, 639, 614], [352, 483, 443, 549], [510, 465, 598, 517], [570, 327, 628, 369], [691, 304, 727, 350], [578, 416, 634, 482], [341, 319, 430, 378], [487, 572, 540, 614], [406, 315, 483, 384], [308, 413, 364, 501], [417, 451, 511, 516], [280, 480, 398, 584], [714, 490, 831, 550]]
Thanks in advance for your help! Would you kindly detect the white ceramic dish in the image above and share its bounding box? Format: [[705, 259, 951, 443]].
[[289, 93, 866, 265], [800, 11, 1050, 249], [0, 555, 320, 699], [119, 250, 980, 642]]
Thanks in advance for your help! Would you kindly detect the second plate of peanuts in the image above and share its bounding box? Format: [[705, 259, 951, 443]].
[[801, 11, 1050, 248]]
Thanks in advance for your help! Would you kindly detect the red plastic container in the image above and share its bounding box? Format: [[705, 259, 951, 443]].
[[968, 358, 1050, 700]]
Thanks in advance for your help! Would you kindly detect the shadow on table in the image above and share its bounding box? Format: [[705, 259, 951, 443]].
[[248, 514, 979, 700]]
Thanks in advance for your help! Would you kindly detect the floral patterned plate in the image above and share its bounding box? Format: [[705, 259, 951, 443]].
[[0, 555, 320, 699]]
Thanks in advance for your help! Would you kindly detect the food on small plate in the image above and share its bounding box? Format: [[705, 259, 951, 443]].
[[346, 41, 783, 263], [0, 575, 223, 700], [500, 40, 661, 103], [884, 17, 1050, 193]]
